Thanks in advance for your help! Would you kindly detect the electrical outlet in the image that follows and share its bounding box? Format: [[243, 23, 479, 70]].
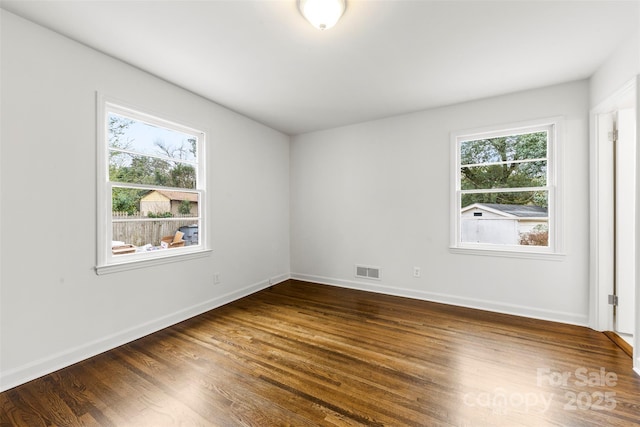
[[213, 273, 221, 285], [413, 267, 421, 278]]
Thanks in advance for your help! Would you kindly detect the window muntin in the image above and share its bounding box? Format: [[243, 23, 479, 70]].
[[453, 121, 558, 254], [98, 99, 206, 271]]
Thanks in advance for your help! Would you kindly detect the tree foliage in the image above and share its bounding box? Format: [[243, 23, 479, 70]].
[[112, 187, 143, 215], [108, 115, 134, 169], [178, 200, 192, 215], [460, 132, 547, 207], [147, 211, 173, 218], [520, 224, 549, 246]]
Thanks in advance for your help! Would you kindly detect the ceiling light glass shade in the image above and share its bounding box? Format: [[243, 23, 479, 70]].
[[298, 0, 346, 30]]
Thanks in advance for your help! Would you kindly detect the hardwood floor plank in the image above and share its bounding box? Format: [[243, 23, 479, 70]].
[[129, 323, 329, 426], [1, 280, 639, 426]]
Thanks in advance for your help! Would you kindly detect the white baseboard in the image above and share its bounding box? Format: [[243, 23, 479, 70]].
[[269, 273, 291, 285], [290, 273, 589, 327], [0, 274, 290, 392]]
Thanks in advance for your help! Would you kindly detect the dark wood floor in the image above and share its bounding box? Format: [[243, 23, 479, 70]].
[[1, 280, 639, 426]]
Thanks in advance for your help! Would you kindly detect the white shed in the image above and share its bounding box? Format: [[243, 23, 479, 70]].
[[460, 203, 548, 245]]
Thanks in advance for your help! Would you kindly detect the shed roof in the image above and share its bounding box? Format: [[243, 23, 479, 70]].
[[463, 203, 547, 218], [143, 190, 198, 202]]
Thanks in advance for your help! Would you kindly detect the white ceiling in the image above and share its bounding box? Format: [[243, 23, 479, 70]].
[[2, 0, 638, 135]]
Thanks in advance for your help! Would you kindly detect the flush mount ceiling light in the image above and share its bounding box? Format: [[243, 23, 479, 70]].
[[298, 0, 346, 30]]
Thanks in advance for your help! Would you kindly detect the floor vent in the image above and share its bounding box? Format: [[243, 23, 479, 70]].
[[355, 265, 381, 280]]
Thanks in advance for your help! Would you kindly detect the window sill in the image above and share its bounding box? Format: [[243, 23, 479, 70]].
[[449, 246, 565, 261], [95, 249, 213, 275]]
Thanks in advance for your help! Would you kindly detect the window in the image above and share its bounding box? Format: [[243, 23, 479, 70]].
[[451, 118, 562, 257], [96, 97, 208, 274]]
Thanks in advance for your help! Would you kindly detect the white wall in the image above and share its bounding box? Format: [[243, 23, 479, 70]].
[[0, 11, 290, 391], [590, 28, 640, 109], [291, 80, 590, 325]]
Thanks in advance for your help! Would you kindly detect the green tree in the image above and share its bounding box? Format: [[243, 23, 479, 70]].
[[170, 163, 196, 189], [154, 139, 196, 189], [112, 187, 143, 215], [109, 116, 145, 214], [178, 200, 192, 215], [460, 132, 547, 207]]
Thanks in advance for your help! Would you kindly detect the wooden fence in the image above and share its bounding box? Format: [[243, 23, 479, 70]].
[[112, 212, 198, 247]]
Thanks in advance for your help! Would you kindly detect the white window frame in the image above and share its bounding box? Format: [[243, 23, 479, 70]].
[[450, 117, 564, 260], [96, 94, 210, 274]]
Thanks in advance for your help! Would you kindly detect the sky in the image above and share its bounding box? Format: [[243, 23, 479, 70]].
[[109, 112, 197, 162]]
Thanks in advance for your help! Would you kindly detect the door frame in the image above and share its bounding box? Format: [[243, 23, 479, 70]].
[[589, 76, 639, 374]]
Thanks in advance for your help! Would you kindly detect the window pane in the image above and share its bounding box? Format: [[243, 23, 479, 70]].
[[112, 187, 200, 251], [109, 154, 196, 188], [112, 217, 200, 251], [108, 112, 197, 162], [460, 191, 548, 246], [460, 132, 547, 165], [461, 160, 547, 190]]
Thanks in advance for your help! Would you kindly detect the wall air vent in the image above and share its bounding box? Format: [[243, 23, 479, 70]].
[[355, 265, 381, 280]]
